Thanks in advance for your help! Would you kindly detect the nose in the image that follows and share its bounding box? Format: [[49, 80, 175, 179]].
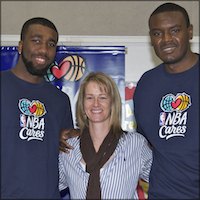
[[163, 32, 173, 42], [38, 42, 48, 54], [94, 98, 100, 106]]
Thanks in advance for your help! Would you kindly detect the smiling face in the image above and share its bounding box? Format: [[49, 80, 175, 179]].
[[149, 11, 193, 67], [84, 81, 112, 126], [18, 24, 57, 76]]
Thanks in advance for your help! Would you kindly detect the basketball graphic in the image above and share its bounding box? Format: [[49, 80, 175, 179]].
[[175, 93, 191, 111], [51, 55, 86, 81], [31, 101, 46, 117]]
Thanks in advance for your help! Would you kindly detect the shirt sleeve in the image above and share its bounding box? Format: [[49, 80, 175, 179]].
[[140, 137, 152, 182], [59, 153, 69, 191]]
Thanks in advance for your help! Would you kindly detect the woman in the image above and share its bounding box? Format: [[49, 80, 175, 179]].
[[59, 72, 152, 199]]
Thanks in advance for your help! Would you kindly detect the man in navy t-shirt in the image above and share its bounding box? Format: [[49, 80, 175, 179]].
[[133, 3, 199, 199], [1, 17, 73, 199]]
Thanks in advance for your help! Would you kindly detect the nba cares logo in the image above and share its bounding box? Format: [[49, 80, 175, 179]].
[[51, 55, 86, 81], [160, 93, 191, 113], [18, 99, 46, 117]]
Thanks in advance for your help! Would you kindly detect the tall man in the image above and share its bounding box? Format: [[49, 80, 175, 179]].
[[133, 3, 199, 199], [1, 17, 73, 199]]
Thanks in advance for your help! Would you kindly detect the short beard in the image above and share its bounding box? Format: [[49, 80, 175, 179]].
[[21, 51, 50, 77]]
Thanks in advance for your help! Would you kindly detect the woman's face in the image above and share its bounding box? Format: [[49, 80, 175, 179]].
[[84, 81, 112, 125]]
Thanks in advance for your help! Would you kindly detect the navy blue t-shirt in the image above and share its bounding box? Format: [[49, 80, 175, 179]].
[[1, 70, 73, 199], [133, 57, 199, 199]]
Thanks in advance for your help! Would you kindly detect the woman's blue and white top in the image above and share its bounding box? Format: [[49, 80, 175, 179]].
[[59, 131, 152, 199]]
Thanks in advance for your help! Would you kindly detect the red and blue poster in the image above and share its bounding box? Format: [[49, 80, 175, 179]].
[[1, 45, 125, 126]]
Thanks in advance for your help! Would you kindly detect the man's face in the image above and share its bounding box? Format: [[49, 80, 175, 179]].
[[149, 11, 193, 65], [19, 24, 57, 76]]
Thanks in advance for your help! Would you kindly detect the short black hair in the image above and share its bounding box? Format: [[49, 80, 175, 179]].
[[149, 3, 190, 28], [20, 17, 58, 42]]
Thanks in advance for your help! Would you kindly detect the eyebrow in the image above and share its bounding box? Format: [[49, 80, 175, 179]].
[[151, 24, 182, 30], [31, 34, 57, 43]]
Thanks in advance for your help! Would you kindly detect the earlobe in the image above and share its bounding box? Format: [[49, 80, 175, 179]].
[[149, 32, 154, 46], [18, 41, 23, 54], [149, 39, 154, 47], [188, 24, 193, 40]]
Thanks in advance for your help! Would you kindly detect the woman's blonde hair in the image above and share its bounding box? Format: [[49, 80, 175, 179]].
[[76, 72, 123, 136]]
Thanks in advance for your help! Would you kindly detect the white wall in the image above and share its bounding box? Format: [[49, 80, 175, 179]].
[[1, 35, 199, 82], [124, 36, 199, 82], [1, 1, 199, 36]]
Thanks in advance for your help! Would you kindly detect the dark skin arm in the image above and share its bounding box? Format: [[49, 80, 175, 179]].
[[59, 128, 80, 153]]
